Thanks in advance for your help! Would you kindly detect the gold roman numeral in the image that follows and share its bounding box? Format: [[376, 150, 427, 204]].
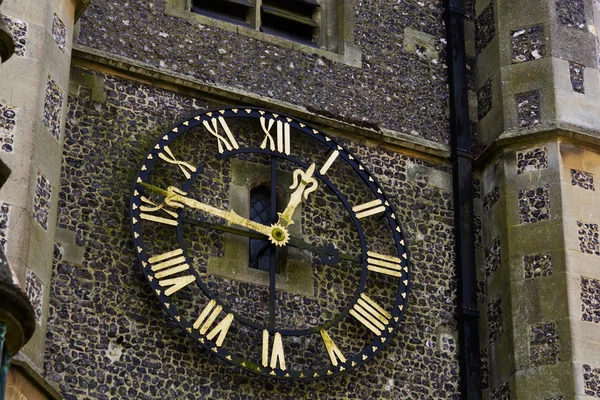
[[203, 117, 240, 153], [352, 199, 386, 219], [319, 150, 339, 175], [349, 293, 391, 335], [193, 299, 234, 347], [260, 117, 290, 155], [320, 329, 346, 367], [159, 146, 197, 179], [367, 251, 405, 277], [149, 249, 195, 296], [262, 330, 286, 370], [140, 196, 179, 226]]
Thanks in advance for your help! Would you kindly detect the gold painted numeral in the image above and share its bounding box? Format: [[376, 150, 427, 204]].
[[367, 251, 404, 277], [140, 196, 179, 226], [320, 329, 346, 367], [203, 117, 240, 153], [159, 146, 197, 179], [319, 150, 339, 175], [193, 299, 234, 347], [349, 293, 391, 336], [149, 248, 190, 279], [150, 248, 194, 296], [262, 330, 286, 370], [352, 199, 386, 219], [260, 117, 290, 155]]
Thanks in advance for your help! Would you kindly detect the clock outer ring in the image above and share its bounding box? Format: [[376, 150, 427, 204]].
[[130, 106, 411, 380]]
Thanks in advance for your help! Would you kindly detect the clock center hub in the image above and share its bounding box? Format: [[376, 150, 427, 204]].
[[269, 224, 289, 246]]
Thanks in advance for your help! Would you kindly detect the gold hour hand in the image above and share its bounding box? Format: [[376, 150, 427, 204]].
[[141, 183, 290, 246], [277, 163, 318, 228]]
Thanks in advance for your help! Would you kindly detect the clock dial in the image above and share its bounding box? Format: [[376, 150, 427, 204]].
[[130, 107, 410, 379]]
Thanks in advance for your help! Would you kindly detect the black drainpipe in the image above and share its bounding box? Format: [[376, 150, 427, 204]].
[[444, 0, 482, 399]]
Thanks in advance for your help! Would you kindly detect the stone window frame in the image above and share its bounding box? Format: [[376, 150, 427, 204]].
[[207, 159, 315, 297], [165, 0, 362, 67]]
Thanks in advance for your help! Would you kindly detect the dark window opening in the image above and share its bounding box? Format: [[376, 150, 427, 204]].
[[191, 0, 253, 27], [261, 0, 319, 46], [249, 185, 274, 271]]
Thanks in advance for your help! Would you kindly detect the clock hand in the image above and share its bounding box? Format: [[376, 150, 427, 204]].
[[276, 163, 318, 228], [141, 183, 290, 246], [181, 217, 360, 265]]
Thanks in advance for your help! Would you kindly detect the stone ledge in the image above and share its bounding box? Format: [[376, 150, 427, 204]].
[[71, 44, 451, 161], [10, 354, 63, 400], [474, 123, 600, 167]]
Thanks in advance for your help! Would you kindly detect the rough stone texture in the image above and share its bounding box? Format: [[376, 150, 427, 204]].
[[476, 1, 495, 54], [43, 74, 63, 141], [44, 68, 460, 399], [478, 78, 493, 120], [474, 215, 482, 249], [517, 90, 541, 128], [571, 169, 595, 191], [569, 62, 585, 93], [2, 15, 26, 57], [545, 397, 563, 400], [516, 147, 548, 174], [481, 347, 489, 389], [488, 295, 503, 343], [477, 280, 485, 304], [483, 186, 500, 214], [52, 13, 67, 52], [519, 185, 550, 224], [33, 170, 51, 231], [583, 364, 600, 397], [0, 102, 17, 153], [578, 221, 600, 256], [524, 252, 552, 279], [466, 56, 475, 92], [511, 25, 545, 64], [473, 178, 481, 199], [25, 269, 43, 322], [484, 236, 501, 277], [76, 0, 451, 144], [581, 276, 600, 324], [492, 380, 510, 400], [556, 0, 586, 29], [0, 202, 8, 252], [529, 322, 560, 366]]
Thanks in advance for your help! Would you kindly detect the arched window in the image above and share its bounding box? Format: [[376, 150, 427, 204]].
[[249, 184, 273, 271]]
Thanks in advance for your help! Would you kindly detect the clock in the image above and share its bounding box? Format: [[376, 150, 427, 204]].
[[130, 107, 410, 380]]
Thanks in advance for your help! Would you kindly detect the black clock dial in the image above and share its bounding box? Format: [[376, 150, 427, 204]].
[[130, 107, 410, 380]]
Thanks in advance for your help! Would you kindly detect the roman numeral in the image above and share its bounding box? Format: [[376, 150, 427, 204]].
[[319, 150, 339, 175], [367, 251, 405, 277], [159, 146, 196, 179], [352, 199, 386, 219], [320, 329, 346, 367], [149, 249, 195, 296], [140, 196, 179, 226], [203, 117, 239, 153], [260, 117, 290, 155], [262, 330, 286, 370], [193, 299, 234, 347], [349, 293, 391, 336]]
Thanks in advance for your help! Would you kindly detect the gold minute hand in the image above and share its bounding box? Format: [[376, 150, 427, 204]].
[[277, 163, 318, 228], [141, 183, 290, 246]]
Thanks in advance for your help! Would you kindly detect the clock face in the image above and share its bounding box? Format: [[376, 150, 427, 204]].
[[130, 107, 410, 380]]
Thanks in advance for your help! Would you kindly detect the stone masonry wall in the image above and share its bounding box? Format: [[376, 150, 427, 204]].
[[43, 67, 459, 399], [76, 0, 450, 145]]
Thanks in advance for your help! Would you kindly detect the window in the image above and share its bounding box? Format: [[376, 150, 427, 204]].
[[190, 0, 320, 47], [248, 184, 274, 271], [165, 0, 362, 67]]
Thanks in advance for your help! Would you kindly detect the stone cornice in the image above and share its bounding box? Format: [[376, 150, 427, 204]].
[[71, 44, 451, 162], [474, 123, 600, 167]]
